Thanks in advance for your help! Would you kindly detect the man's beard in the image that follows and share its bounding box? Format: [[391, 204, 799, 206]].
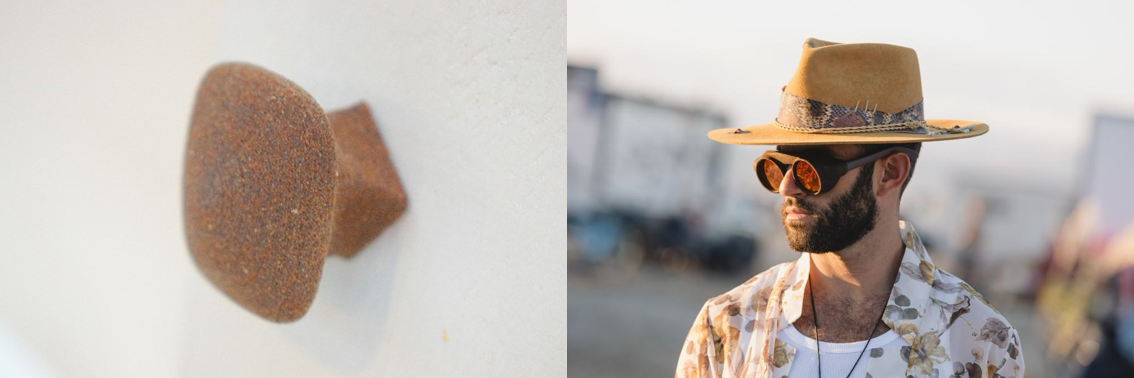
[[781, 166, 878, 253]]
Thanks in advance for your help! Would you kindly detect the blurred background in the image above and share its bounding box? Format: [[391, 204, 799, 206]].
[[567, 1, 1134, 377]]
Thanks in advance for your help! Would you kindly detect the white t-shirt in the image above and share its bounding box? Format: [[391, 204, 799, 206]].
[[775, 324, 909, 378]]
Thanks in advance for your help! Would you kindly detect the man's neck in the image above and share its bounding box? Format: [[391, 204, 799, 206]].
[[791, 218, 906, 342], [808, 220, 905, 305]]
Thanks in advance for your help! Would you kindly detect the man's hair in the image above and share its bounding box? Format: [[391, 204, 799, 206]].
[[856, 142, 921, 197]]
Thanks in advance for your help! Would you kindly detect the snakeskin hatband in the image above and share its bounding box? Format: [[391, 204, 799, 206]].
[[774, 91, 969, 135]]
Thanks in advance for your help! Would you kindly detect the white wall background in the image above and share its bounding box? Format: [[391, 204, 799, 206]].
[[0, 1, 566, 377]]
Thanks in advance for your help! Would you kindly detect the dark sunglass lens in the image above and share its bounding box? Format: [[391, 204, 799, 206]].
[[794, 161, 822, 194]]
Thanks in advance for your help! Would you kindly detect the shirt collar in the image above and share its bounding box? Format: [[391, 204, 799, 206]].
[[778, 220, 937, 344]]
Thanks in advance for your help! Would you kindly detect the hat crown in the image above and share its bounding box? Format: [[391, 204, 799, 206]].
[[704, 37, 988, 146], [785, 38, 922, 114]]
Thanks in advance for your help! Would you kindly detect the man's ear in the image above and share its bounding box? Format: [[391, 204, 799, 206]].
[[875, 152, 911, 197]]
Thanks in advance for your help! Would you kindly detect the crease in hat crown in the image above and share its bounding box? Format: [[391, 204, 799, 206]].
[[787, 38, 922, 114], [707, 37, 988, 146]]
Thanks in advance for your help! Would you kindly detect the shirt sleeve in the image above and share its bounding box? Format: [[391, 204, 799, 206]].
[[985, 325, 1026, 378], [675, 301, 720, 378]]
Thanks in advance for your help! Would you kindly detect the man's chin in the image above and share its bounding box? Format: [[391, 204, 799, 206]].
[[786, 239, 819, 253], [783, 224, 820, 252], [782, 226, 806, 241]]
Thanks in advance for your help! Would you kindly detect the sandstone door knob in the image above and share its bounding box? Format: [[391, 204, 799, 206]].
[[183, 63, 407, 322]]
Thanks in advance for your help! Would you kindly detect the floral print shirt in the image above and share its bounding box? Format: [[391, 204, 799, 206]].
[[675, 221, 1025, 378]]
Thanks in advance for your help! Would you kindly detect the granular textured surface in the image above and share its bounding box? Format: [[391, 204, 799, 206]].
[[327, 103, 408, 257], [183, 62, 406, 322]]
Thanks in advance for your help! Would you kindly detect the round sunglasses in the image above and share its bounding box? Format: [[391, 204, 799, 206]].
[[754, 147, 918, 195]]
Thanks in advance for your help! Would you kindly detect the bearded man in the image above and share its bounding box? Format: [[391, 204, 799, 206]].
[[674, 39, 1025, 378]]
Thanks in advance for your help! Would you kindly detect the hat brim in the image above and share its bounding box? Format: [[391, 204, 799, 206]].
[[708, 119, 988, 145]]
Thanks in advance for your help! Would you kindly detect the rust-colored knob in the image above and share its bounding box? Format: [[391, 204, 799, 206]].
[[183, 62, 407, 322]]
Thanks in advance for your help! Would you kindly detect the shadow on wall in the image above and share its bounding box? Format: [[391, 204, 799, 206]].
[[282, 215, 410, 372], [177, 210, 412, 374]]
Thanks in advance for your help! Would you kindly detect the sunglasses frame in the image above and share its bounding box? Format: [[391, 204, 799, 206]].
[[753, 146, 919, 195]]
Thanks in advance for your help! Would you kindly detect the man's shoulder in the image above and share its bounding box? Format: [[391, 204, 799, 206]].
[[701, 260, 797, 319], [926, 267, 1026, 375], [930, 267, 1006, 322], [929, 267, 1021, 352]]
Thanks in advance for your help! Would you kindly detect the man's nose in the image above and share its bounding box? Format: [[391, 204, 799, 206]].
[[778, 166, 806, 197]]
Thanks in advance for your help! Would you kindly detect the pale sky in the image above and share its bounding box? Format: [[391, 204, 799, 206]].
[[568, 0, 1134, 201]]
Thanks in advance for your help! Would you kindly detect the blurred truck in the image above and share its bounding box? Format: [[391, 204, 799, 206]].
[[567, 65, 759, 275]]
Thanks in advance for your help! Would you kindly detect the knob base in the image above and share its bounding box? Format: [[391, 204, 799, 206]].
[[327, 103, 408, 258]]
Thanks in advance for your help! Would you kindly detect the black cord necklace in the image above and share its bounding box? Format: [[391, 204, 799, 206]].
[[807, 274, 888, 378]]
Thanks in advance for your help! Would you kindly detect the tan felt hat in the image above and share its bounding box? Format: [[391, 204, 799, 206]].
[[710, 38, 987, 145]]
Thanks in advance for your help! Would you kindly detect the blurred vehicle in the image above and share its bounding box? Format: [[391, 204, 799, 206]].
[[567, 65, 758, 275]]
